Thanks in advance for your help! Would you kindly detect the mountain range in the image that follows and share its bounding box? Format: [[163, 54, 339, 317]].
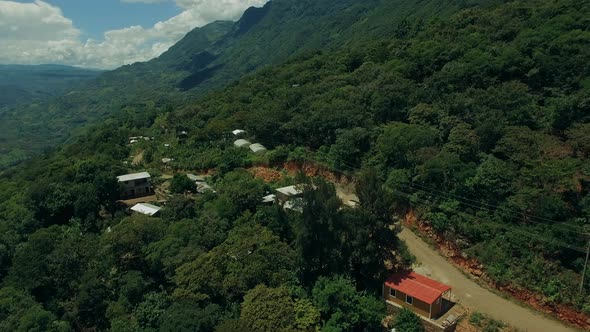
[[0, 0, 489, 168]]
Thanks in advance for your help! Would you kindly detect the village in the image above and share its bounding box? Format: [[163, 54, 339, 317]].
[[117, 128, 469, 332]]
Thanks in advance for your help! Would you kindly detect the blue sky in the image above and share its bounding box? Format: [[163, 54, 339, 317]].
[[0, 0, 268, 68], [40, 0, 182, 40]]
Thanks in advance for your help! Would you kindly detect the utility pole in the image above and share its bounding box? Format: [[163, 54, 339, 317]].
[[581, 237, 590, 295]]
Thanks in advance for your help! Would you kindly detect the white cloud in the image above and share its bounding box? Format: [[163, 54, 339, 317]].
[[121, 0, 165, 3], [0, 0, 269, 69]]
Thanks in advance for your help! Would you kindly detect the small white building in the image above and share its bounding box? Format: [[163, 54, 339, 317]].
[[249, 143, 268, 155], [162, 158, 174, 164], [261, 194, 276, 204], [276, 185, 305, 201], [232, 129, 246, 136], [234, 139, 252, 148], [187, 174, 207, 182], [131, 203, 161, 216]]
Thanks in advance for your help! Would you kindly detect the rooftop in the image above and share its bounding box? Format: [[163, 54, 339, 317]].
[[117, 172, 151, 182], [276, 184, 304, 196], [232, 129, 246, 136], [130, 203, 161, 216], [234, 139, 252, 147], [187, 174, 207, 182], [250, 143, 267, 153], [262, 194, 276, 203], [385, 271, 451, 305]]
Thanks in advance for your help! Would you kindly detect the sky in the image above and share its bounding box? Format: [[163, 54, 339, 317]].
[[0, 0, 269, 69]]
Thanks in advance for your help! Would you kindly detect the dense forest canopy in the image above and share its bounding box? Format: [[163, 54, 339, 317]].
[[0, 0, 589, 330]]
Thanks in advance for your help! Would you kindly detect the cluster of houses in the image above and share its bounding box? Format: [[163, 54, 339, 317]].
[[129, 136, 154, 144], [232, 129, 268, 155], [115, 170, 458, 329], [116, 170, 217, 217]]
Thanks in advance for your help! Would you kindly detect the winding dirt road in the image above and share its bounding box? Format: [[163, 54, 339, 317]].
[[399, 228, 580, 332]]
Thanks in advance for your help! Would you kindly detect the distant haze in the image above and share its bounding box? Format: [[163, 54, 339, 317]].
[[0, 0, 268, 69]]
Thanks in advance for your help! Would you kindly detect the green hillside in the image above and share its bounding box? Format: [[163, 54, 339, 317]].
[[0, 0, 484, 168], [0, 0, 589, 331]]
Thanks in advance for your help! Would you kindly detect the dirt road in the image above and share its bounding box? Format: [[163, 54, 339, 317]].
[[399, 228, 579, 332]]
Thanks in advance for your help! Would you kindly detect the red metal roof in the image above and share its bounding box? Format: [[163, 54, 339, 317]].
[[385, 271, 451, 305]]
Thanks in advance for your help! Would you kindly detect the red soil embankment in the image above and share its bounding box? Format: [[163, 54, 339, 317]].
[[404, 211, 590, 330]]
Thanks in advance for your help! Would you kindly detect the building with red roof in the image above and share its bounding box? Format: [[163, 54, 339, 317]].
[[383, 271, 452, 319]]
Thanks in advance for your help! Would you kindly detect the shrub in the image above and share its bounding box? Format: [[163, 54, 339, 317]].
[[392, 308, 424, 332]]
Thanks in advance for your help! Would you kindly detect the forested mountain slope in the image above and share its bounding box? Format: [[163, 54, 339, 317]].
[[0, 64, 101, 108], [0, 0, 589, 331], [0, 0, 487, 168]]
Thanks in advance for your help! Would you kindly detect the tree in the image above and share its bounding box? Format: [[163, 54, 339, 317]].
[[28, 183, 75, 226], [241, 285, 296, 332], [444, 123, 480, 162], [102, 215, 167, 273], [343, 168, 399, 290], [174, 224, 296, 303], [133, 292, 170, 329], [170, 174, 197, 194], [392, 308, 424, 332], [160, 302, 222, 332], [213, 170, 267, 218], [293, 298, 321, 332], [296, 178, 344, 284], [567, 123, 590, 157], [328, 127, 372, 172], [6, 224, 97, 310], [376, 122, 438, 168], [161, 196, 197, 221], [0, 287, 70, 332], [312, 276, 386, 332]]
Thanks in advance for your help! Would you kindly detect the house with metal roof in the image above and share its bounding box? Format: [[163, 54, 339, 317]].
[[130, 203, 161, 216], [275, 185, 305, 202], [117, 172, 154, 199], [249, 143, 268, 155], [234, 139, 252, 148], [383, 271, 452, 319]]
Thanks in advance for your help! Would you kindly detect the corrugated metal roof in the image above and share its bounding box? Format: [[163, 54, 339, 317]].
[[117, 172, 151, 182], [234, 139, 252, 148], [131, 203, 161, 216], [385, 271, 451, 305], [250, 143, 267, 154], [276, 185, 304, 196]]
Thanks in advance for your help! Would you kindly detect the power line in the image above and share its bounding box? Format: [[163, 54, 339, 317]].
[[293, 147, 590, 237], [408, 181, 588, 234], [244, 135, 590, 249], [392, 189, 588, 253], [401, 182, 590, 237], [288, 151, 588, 251]]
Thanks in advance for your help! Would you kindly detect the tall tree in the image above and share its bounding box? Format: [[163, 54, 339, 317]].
[[345, 167, 399, 290], [295, 178, 344, 285]]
